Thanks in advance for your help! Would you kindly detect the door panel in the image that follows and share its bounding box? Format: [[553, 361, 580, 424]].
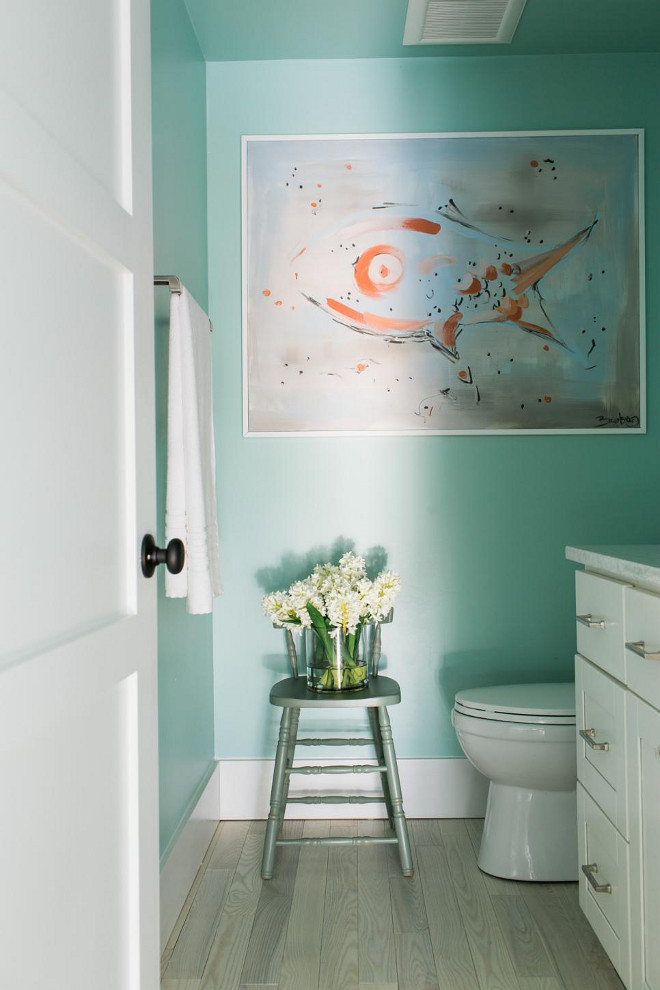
[[2, 187, 132, 664], [0, 1, 158, 987], [0, 658, 139, 989], [0, 0, 132, 207]]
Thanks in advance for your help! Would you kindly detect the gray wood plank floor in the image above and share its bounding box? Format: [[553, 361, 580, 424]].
[[161, 819, 624, 990]]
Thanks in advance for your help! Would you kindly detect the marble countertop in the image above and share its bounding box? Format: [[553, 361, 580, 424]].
[[566, 544, 660, 592]]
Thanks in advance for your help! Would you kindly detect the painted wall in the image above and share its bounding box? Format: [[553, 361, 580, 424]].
[[207, 54, 659, 762], [151, 0, 214, 861]]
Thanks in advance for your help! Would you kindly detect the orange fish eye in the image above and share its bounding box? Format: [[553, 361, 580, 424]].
[[354, 244, 404, 298]]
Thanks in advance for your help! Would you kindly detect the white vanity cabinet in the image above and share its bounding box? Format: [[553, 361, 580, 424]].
[[568, 545, 660, 990]]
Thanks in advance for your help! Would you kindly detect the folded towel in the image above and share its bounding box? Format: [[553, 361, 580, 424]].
[[165, 288, 222, 613]]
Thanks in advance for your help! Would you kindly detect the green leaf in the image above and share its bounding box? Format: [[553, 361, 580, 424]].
[[306, 603, 335, 662]]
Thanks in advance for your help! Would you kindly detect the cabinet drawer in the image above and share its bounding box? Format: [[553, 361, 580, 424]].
[[576, 571, 627, 681], [624, 586, 660, 712], [577, 783, 630, 986], [576, 655, 628, 838]]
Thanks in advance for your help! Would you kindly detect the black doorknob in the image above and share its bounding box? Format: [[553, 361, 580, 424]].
[[141, 534, 185, 578]]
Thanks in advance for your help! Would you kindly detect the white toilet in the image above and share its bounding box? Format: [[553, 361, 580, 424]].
[[452, 682, 577, 881]]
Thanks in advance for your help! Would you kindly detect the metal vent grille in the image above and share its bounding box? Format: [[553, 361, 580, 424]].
[[403, 0, 527, 45]]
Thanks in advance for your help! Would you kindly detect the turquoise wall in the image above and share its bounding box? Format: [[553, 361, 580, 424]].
[[151, 0, 215, 861], [206, 54, 659, 761]]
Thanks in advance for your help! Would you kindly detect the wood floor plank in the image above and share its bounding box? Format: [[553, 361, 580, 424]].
[[161, 861, 207, 978], [331, 819, 358, 836], [165, 869, 233, 980], [465, 818, 522, 895], [395, 931, 441, 990], [410, 819, 443, 846], [490, 895, 558, 978], [595, 971, 626, 990], [390, 869, 427, 934], [162, 980, 202, 990], [357, 818, 385, 837], [439, 819, 521, 990], [200, 821, 224, 870], [304, 819, 332, 838], [358, 817, 401, 875], [319, 826, 359, 990], [199, 826, 265, 990], [416, 842, 481, 990], [549, 882, 616, 972], [207, 820, 251, 870], [278, 830, 330, 990], [358, 827, 397, 986], [517, 979, 563, 989], [238, 820, 304, 987], [522, 885, 603, 990], [162, 824, 222, 977]]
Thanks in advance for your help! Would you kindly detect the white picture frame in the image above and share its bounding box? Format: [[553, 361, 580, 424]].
[[242, 130, 644, 436]]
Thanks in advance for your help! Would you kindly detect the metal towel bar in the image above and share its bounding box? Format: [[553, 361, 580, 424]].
[[154, 275, 213, 331]]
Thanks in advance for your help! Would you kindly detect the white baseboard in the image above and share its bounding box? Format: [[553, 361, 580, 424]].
[[160, 761, 221, 950], [217, 757, 489, 820]]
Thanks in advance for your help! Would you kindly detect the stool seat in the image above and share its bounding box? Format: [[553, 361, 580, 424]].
[[261, 673, 413, 880], [270, 674, 401, 709]]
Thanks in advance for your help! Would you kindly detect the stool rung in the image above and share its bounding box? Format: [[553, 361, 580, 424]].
[[286, 764, 386, 775], [286, 794, 384, 805], [296, 737, 374, 747], [276, 836, 398, 847]]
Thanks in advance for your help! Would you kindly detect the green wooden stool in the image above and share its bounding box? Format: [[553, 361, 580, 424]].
[[261, 633, 413, 880]]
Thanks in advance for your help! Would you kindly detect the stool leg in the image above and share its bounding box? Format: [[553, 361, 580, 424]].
[[262, 707, 293, 879], [378, 706, 413, 877], [368, 707, 394, 829], [281, 706, 300, 809]]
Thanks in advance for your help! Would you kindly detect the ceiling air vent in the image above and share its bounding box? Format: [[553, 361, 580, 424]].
[[403, 0, 527, 45]]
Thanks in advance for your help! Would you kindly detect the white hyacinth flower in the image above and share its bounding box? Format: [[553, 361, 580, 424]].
[[325, 587, 363, 635], [338, 551, 367, 582], [261, 591, 299, 629], [263, 557, 400, 638], [286, 579, 324, 627], [367, 569, 401, 621]]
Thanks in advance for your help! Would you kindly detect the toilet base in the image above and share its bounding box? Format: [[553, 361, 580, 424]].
[[478, 783, 578, 881]]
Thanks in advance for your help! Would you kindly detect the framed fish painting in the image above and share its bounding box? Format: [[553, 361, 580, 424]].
[[242, 130, 644, 435]]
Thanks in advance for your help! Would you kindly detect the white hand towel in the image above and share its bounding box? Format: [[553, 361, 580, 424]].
[[165, 288, 222, 613]]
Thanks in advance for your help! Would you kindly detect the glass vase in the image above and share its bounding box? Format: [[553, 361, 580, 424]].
[[304, 622, 374, 692]]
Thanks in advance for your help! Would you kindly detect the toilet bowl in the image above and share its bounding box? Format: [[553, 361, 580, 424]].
[[452, 682, 577, 881]]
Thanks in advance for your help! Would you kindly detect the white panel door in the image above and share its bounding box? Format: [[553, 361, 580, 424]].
[[0, 2, 158, 988]]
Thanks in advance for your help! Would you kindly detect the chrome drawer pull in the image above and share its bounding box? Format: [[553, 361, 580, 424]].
[[625, 640, 660, 661], [582, 863, 612, 894], [579, 728, 610, 751], [577, 614, 606, 629]]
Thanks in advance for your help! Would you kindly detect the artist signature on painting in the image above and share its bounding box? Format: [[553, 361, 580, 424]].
[[595, 412, 640, 428]]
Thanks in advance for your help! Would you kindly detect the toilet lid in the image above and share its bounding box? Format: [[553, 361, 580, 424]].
[[454, 682, 576, 725]]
